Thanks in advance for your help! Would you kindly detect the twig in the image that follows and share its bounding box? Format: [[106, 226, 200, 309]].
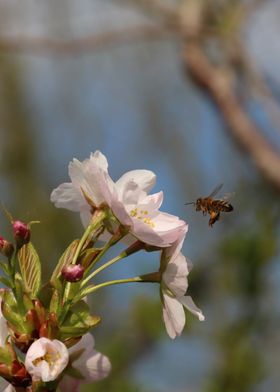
[[0, 25, 179, 56]]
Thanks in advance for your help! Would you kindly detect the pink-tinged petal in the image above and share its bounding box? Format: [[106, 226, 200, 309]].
[[80, 349, 111, 382], [118, 180, 144, 206], [162, 293, 185, 339], [116, 170, 156, 194], [89, 151, 109, 171], [68, 154, 110, 207], [138, 191, 163, 212], [68, 333, 94, 358], [0, 300, 9, 347], [68, 158, 88, 189], [153, 212, 187, 234], [163, 229, 187, 261], [179, 296, 205, 321], [81, 164, 107, 207], [80, 208, 92, 227], [100, 172, 133, 226], [0, 380, 15, 392], [163, 253, 189, 297], [68, 334, 111, 383], [132, 219, 167, 247], [4, 385, 15, 392], [50, 183, 84, 211]]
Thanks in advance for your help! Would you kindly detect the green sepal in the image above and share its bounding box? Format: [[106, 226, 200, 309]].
[[2, 290, 17, 308], [0, 261, 10, 276], [23, 293, 34, 312], [51, 239, 80, 290], [60, 300, 100, 339], [1, 301, 27, 334], [49, 289, 61, 314], [14, 273, 25, 314], [18, 242, 41, 297], [0, 347, 13, 366]]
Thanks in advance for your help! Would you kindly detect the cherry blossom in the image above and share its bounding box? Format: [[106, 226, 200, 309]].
[[25, 338, 69, 382], [51, 151, 186, 247], [59, 333, 111, 392]]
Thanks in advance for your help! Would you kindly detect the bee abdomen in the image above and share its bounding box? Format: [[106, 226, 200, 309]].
[[212, 200, 233, 212]]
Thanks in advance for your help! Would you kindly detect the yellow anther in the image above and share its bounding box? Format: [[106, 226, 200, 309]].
[[130, 208, 138, 217], [130, 208, 155, 228]]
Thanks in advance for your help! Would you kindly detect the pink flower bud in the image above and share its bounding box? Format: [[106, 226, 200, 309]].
[[0, 236, 14, 258], [13, 221, 30, 247], [61, 264, 84, 282]]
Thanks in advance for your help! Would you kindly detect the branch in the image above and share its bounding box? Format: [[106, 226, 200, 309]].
[[183, 42, 280, 191], [0, 25, 179, 56]]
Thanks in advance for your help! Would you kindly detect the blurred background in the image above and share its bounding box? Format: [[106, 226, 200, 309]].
[[0, 0, 280, 391]]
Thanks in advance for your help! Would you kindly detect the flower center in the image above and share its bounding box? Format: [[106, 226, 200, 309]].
[[33, 350, 61, 369], [129, 208, 155, 228]]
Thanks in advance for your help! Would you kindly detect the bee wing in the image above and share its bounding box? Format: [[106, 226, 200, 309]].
[[221, 192, 235, 202], [207, 183, 224, 198]]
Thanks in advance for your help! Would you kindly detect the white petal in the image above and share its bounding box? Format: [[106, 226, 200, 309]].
[[163, 229, 187, 261], [118, 180, 144, 206], [68, 333, 94, 358], [153, 212, 187, 234], [132, 218, 166, 246], [89, 151, 108, 171], [0, 301, 9, 347], [100, 172, 133, 226], [25, 338, 69, 382], [69, 333, 111, 382], [138, 191, 163, 212], [50, 183, 84, 211], [4, 385, 15, 392], [163, 252, 189, 297], [0, 379, 15, 392], [68, 155, 110, 207], [179, 296, 205, 321], [162, 293, 185, 339], [116, 170, 156, 194], [80, 208, 92, 228]]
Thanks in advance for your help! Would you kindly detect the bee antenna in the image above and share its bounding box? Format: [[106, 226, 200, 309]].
[[185, 202, 195, 205]]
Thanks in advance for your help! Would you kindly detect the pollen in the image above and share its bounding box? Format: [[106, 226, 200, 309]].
[[33, 350, 61, 368], [130, 208, 138, 217], [129, 208, 155, 228]]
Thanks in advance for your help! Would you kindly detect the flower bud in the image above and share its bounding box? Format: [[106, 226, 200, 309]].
[[0, 236, 14, 258], [61, 264, 84, 282], [13, 221, 30, 247]]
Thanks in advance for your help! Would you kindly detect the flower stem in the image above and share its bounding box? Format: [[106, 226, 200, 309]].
[[76, 274, 160, 302], [84, 227, 127, 275], [62, 210, 106, 305], [81, 251, 127, 287]]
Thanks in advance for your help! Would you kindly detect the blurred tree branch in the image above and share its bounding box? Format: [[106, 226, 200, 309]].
[[180, 0, 280, 191], [0, 24, 179, 55]]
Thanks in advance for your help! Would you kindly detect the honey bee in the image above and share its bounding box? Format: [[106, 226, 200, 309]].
[[186, 184, 234, 227]]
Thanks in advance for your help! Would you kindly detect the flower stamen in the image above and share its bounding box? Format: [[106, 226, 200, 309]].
[[130, 208, 155, 228]]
